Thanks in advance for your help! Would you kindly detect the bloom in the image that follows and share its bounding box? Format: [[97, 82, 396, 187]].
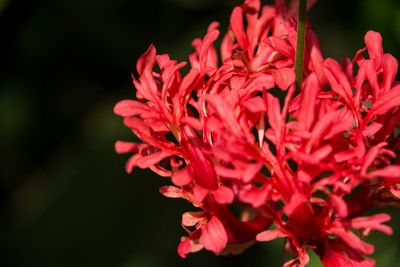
[[115, 0, 400, 266]]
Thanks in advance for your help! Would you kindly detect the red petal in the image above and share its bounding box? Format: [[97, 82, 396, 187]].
[[266, 36, 294, 59], [177, 69, 199, 100], [362, 122, 383, 136], [230, 6, 249, 50], [291, 144, 332, 165], [159, 186, 184, 198], [297, 73, 319, 131], [177, 231, 203, 258], [199, 29, 220, 69], [365, 165, 400, 179], [125, 154, 140, 173], [221, 30, 235, 61], [381, 54, 398, 94], [366, 60, 380, 98], [242, 96, 267, 113], [113, 100, 150, 117], [328, 228, 374, 255], [245, 74, 275, 92], [369, 84, 400, 116], [123, 117, 179, 154], [365, 31, 383, 59], [239, 183, 272, 208], [181, 117, 203, 131], [193, 185, 209, 203], [307, 31, 326, 84], [172, 167, 193, 186], [351, 213, 393, 235], [199, 216, 228, 254], [244, 163, 263, 183], [284, 193, 307, 216], [330, 195, 348, 218], [114, 141, 139, 154], [324, 58, 353, 106], [206, 94, 243, 137], [182, 126, 219, 190], [266, 93, 282, 132], [182, 211, 206, 227], [270, 68, 296, 90], [305, 112, 337, 152], [211, 185, 235, 204], [256, 229, 287, 242], [136, 44, 156, 75], [316, 239, 375, 267], [135, 150, 171, 169], [360, 142, 387, 175], [214, 165, 242, 180], [177, 237, 191, 258]]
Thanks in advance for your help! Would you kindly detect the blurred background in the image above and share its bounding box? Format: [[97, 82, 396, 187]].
[[1, 0, 400, 266]]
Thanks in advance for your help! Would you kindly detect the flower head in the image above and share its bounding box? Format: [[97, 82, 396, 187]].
[[115, 0, 400, 266]]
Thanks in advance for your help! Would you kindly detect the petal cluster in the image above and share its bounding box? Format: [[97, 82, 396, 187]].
[[114, 1, 400, 266]]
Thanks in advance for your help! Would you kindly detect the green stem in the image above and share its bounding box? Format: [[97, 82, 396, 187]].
[[294, 0, 307, 91]]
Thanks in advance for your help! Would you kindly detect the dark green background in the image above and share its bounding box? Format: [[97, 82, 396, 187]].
[[1, 0, 399, 266]]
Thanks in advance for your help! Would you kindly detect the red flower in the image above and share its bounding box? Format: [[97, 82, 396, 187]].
[[115, 0, 400, 266]]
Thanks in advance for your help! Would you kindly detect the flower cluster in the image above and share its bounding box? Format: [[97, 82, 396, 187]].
[[114, 0, 400, 266]]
